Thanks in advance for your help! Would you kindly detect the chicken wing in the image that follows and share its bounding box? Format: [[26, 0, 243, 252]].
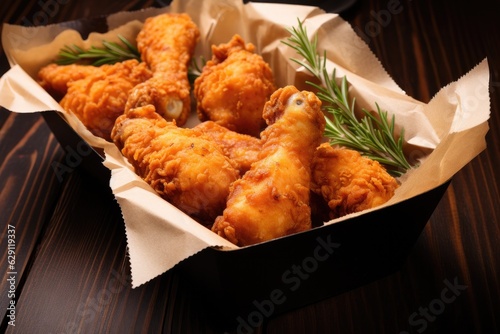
[[212, 86, 325, 246], [125, 13, 200, 126], [58, 59, 152, 140], [311, 143, 399, 219], [111, 104, 239, 225], [193, 120, 262, 174], [37, 63, 106, 100], [194, 35, 276, 137]]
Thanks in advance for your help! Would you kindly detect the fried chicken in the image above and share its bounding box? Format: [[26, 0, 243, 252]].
[[311, 143, 399, 219], [193, 120, 262, 174], [37, 63, 105, 100], [111, 104, 240, 225], [212, 86, 325, 246], [57, 59, 152, 140], [194, 34, 276, 137], [125, 13, 199, 126]]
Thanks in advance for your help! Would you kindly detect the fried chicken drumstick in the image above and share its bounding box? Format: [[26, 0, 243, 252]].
[[212, 86, 325, 246], [111, 105, 239, 225], [193, 120, 262, 174], [125, 13, 200, 126]]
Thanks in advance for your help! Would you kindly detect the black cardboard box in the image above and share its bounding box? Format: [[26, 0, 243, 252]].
[[42, 110, 449, 329], [32, 7, 449, 328]]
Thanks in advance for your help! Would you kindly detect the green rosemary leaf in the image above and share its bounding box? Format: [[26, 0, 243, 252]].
[[55, 34, 141, 66], [188, 55, 207, 85], [282, 18, 413, 177], [119, 35, 139, 54], [92, 57, 118, 67], [55, 34, 205, 87]]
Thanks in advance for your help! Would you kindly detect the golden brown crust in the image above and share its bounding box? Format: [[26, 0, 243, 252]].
[[193, 121, 262, 174], [194, 35, 276, 137], [126, 13, 200, 126], [311, 143, 399, 219], [37, 59, 152, 141], [212, 86, 325, 246], [37, 63, 102, 100], [112, 105, 240, 225]]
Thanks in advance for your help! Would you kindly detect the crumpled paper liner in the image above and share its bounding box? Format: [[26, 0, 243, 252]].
[[0, 0, 490, 287]]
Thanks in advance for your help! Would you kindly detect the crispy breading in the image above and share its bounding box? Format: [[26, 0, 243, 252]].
[[37, 63, 103, 100], [194, 35, 276, 137], [212, 86, 325, 246], [58, 59, 152, 140], [193, 120, 262, 174], [125, 13, 200, 126], [111, 104, 240, 225], [311, 143, 399, 219]]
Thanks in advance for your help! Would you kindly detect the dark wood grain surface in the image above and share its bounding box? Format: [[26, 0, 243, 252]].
[[1, 0, 499, 333]]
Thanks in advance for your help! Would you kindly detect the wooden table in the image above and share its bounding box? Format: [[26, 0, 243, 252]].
[[1, 0, 499, 333]]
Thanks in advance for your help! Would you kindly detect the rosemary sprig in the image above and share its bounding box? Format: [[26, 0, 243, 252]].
[[55, 35, 141, 66], [282, 19, 412, 177], [55, 35, 205, 85], [188, 55, 207, 85]]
